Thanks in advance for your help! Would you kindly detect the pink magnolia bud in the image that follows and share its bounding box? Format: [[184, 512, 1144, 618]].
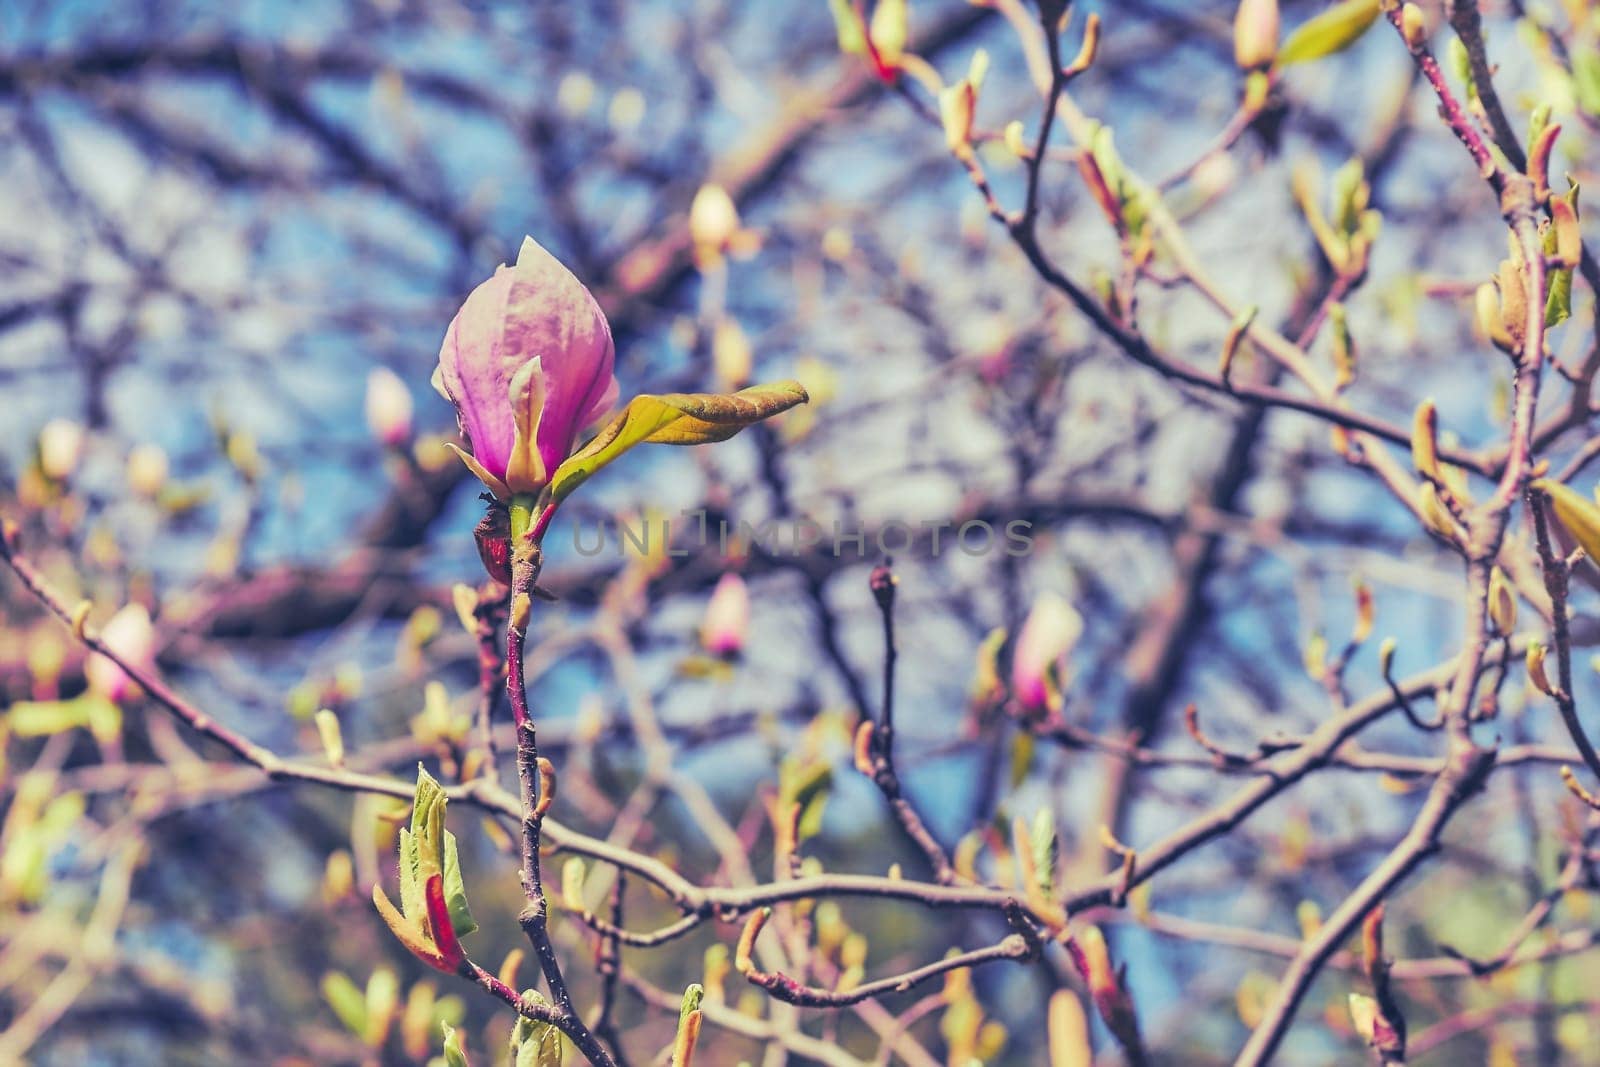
[[85, 603, 155, 702], [1010, 593, 1083, 713], [700, 572, 750, 657], [432, 236, 619, 499], [365, 367, 414, 447]]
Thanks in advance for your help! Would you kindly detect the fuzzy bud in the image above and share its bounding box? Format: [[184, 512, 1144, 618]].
[[365, 367, 414, 447], [700, 572, 750, 657], [126, 443, 170, 498], [38, 418, 84, 482], [1233, 0, 1279, 71]]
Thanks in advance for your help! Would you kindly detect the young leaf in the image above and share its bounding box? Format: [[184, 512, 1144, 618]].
[[1030, 808, 1058, 898], [442, 831, 477, 937], [441, 1021, 470, 1067], [509, 994, 564, 1067], [1277, 0, 1380, 67], [549, 381, 808, 501], [321, 971, 368, 1038]]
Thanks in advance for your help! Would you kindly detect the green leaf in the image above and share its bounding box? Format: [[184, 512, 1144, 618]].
[[442, 830, 477, 937], [6, 692, 119, 738], [1536, 479, 1600, 564], [549, 381, 809, 501], [399, 827, 423, 922], [441, 1021, 470, 1067], [1547, 266, 1573, 328], [1008, 732, 1034, 790], [1546, 184, 1580, 328], [679, 983, 705, 1026], [321, 971, 368, 1038], [797, 791, 829, 842], [1575, 50, 1600, 118], [510, 994, 564, 1067], [1277, 0, 1380, 67], [1030, 808, 1058, 898]]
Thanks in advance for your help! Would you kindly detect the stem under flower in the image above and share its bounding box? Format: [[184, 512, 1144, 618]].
[[502, 495, 614, 1066]]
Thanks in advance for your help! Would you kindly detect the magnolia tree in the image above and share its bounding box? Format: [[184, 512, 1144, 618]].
[[5, 0, 1600, 1064]]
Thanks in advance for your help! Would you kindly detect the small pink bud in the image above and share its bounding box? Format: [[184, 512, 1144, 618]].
[[85, 603, 155, 701], [1011, 593, 1083, 713], [38, 418, 84, 482], [433, 236, 619, 499], [700, 572, 750, 657], [365, 367, 414, 447]]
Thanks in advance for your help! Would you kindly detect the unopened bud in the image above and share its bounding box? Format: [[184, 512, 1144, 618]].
[[1330, 302, 1355, 389], [323, 849, 354, 902], [939, 50, 989, 156], [1220, 305, 1257, 385], [315, 708, 345, 766], [735, 908, 769, 974], [712, 318, 752, 390], [1410, 398, 1440, 481], [700, 572, 749, 657], [1529, 122, 1561, 199], [1348, 992, 1379, 1043], [127, 443, 169, 498], [1400, 3, 1427, 51], [1551, 196, 1581, 269], [1233, 0, 1279, 71], [1488, 566, 1517, 634], [1352, 579, 1374, 645], [1004, 119, 1030, 160], [1498, 259, 1529, 346], [853, 719, 877, 776], [1418, 482, 1457, 539], [1066, 13, 1102, 74], [534, 756, 557, 818], [690, 183, 740, 265], [38, 418, 84, 482], [868, 0, 908, 68], [561, 856, 586, 910], [1527, 641, 1553, 696], [1475, 281, 1514, 350], [940, 83, 976, 155], [1011, 592, 1083, 713], [365, 367, 413, 447]]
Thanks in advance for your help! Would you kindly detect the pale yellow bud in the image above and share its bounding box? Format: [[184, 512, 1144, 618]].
[[1233, 0, 1279, 70], [712, 318, 752, 389], [126, 443, 169, 498], [39, 418, 84, 481], [690, 183, 740, 262]]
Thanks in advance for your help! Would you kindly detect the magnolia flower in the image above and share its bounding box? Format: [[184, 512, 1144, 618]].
[[85, 603, 156, 702], [365, 366, 414, 447], [433, 237, 618, 500], [700, 572, 750, 657], [1011, 592, 1083, 713]]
